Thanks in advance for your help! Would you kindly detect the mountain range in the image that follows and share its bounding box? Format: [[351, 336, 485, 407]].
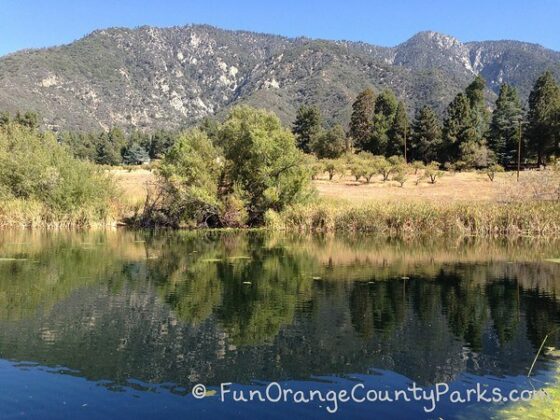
[[0, 24, 559, 131]]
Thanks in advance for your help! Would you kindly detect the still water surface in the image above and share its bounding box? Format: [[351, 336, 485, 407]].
[[0, 230, 559, 419]]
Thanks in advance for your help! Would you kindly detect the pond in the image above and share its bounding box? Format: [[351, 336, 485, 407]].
[[0, 230, 559, 419]]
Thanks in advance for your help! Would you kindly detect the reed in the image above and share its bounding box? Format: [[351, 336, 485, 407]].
[[267, 200, 560, 237]]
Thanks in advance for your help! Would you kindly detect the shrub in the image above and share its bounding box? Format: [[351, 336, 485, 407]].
[[0, 124, 116, 226]]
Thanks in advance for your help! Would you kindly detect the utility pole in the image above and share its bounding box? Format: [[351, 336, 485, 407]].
[[403, 89, 408, 163], [517, 118, 522, 182], [404, 117, 408, 163]]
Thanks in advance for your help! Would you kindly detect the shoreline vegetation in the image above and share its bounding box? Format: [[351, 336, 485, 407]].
[[265, 201, 560, 237], [1, 71, 560, 235]]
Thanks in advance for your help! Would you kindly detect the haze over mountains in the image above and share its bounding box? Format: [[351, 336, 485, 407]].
[[0, 24, 559, 131]]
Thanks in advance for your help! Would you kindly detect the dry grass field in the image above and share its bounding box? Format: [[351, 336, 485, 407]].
[[313, 171, 518, 204], [112, 168, 528, 207], [110, 168, 154, 207]]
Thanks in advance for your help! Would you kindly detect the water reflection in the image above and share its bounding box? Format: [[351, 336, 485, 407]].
[[0, 230, 559, 393]]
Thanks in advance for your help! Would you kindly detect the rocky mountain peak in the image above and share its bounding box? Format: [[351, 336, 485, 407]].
[[0, 25, 558, 132]]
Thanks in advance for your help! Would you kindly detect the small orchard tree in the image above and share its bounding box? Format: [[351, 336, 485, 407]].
[[388, 155, 407, 179], [375, 156, 393, 181], [485, 163, 504, 182], [412, 161, 424, 174], [323, 158, 344, 181], [393, 170, 408, 187], [424, 161, 444, 184], [303, 155, 323, 180], [349, 161, 368, 182]]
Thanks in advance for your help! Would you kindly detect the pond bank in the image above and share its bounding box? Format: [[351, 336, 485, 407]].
[[3, 198, 560, 238]]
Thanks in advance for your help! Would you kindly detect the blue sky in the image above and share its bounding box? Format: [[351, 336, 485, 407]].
[[1, 0, 559, 56]]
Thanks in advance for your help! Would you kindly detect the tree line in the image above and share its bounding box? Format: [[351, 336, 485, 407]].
[[2, 71, 558, 171], [0, 111, 182, 166], [293, 71, 560, 168]]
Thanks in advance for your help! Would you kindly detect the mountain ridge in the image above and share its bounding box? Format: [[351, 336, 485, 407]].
[[1, 24, 559, 131]]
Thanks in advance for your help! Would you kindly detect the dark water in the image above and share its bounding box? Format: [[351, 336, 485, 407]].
[[1, 230, 559, 419]]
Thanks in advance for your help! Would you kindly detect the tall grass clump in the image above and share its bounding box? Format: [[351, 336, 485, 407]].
[[269, 200, 560, 237], [0, 124, 117, 227]]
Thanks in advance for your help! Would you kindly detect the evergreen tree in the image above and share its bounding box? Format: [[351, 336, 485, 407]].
[[0, 111, 10, 127], [369, 89, 398, 155], [465, 75, 490, 142], [488, 84, 524, 165], [465, 75, 486, 109], [387, 101, 409, 158], [95, 128, 126, 165], [123, 143, 151, 165], [15, 111, 39, 129], [527, 71, 560, 165], [411, 106, 442, 163], [310, 124, 347, 159], [442, 93, 471, 162], [149, 130, 177, 159], [349, 88, 375, 150], [58, 131, 97, 161], [292, 105, 322, 153]]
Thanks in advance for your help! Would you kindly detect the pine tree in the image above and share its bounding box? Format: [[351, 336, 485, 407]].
[[387, 101, 409, 158], [442, 93, 471, 162], [349, 88, 375, 150], [369, 89, 398, 155], [123, 143, 150, 165], [488, 84, 524, 165], [292, 105, 322, 153], [411, 106, 442, 163], [527, 71, 560, 165], [465, 75, 490, 142]]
